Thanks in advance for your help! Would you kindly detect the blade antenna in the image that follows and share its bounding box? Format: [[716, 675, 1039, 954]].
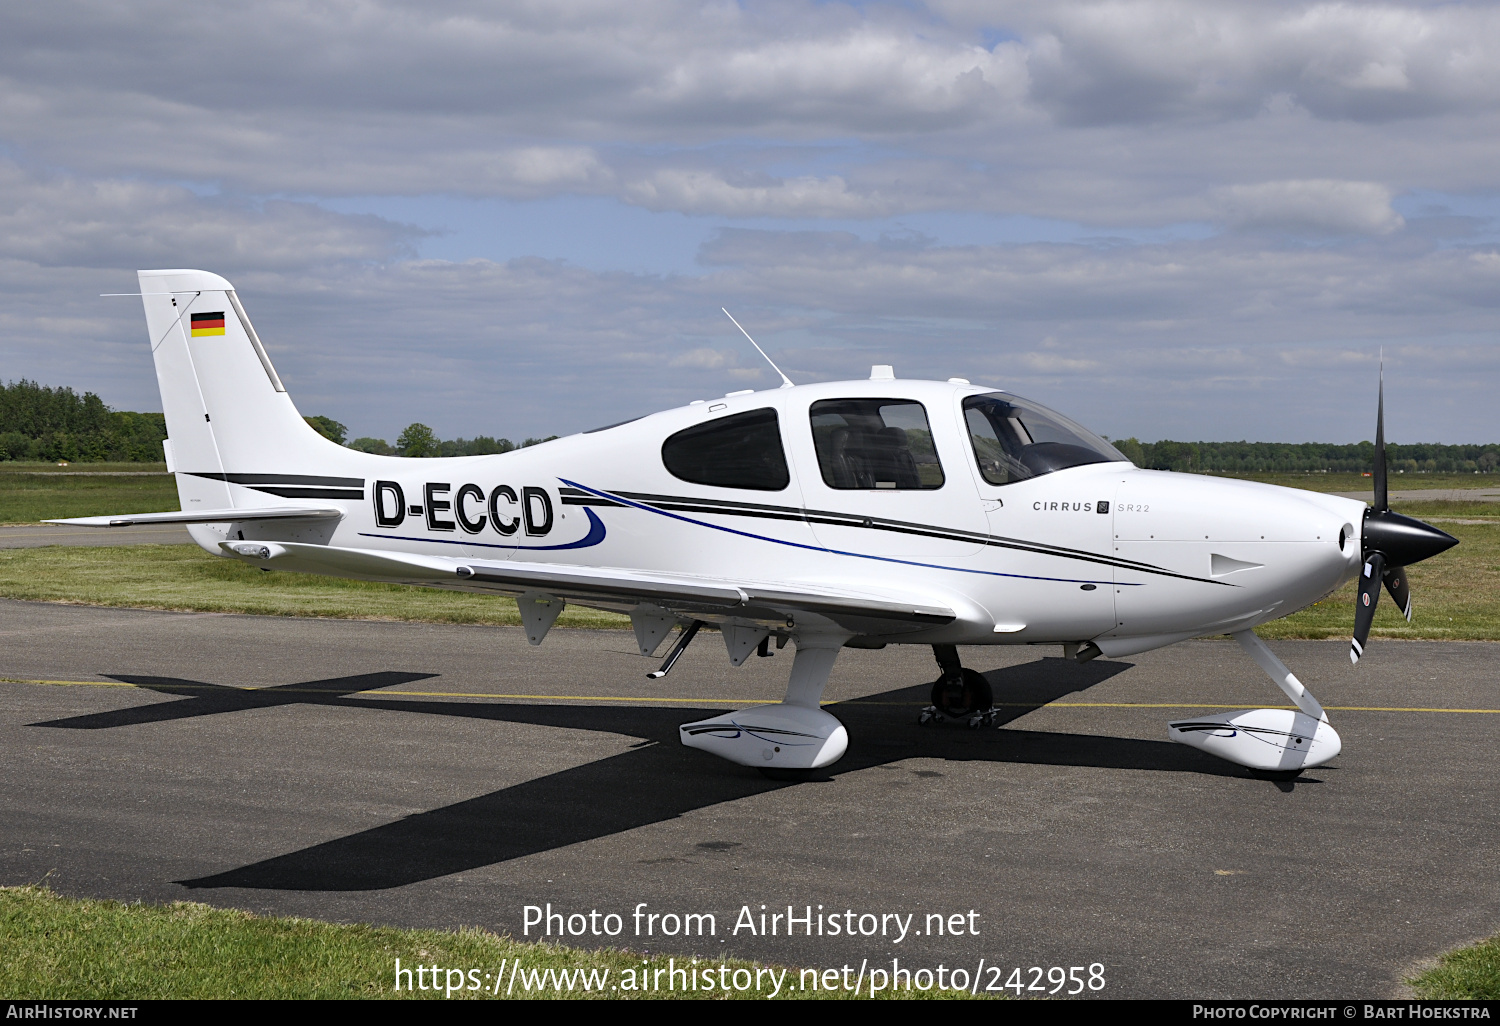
[[722, 308, 794, 389], [1374, 351, 1387, 512]]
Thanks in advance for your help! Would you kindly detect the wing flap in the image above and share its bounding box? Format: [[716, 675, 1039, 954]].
[[455, 562, 744, 607], [48, 506, 344, 527]]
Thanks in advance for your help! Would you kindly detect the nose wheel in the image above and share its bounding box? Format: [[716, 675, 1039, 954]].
[[918, 646, 997, 728]]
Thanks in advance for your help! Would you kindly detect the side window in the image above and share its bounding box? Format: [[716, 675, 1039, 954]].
[[661, 408, 790, 491], [810, 399, 944, 490]]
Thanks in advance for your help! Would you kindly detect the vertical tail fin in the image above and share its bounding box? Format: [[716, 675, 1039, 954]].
[[138, 269, 353, 509]]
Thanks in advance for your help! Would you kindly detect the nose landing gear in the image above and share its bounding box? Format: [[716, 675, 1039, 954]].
[[918, 645, 998, 728]]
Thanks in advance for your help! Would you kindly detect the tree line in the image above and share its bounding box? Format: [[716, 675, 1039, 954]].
[[0, 381, 556, 462], [0, 380, 167, 462], [1109, 438, 1500, 475], [304, 416, 557, 456], [3, 379, 1493, 471]]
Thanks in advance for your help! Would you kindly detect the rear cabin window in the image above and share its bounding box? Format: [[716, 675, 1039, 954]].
[[809, 398, 944, 490], [661, 407, 790, 491]]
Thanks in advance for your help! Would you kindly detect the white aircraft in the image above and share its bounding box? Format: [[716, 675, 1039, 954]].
[[55, 269, 1457, 778]]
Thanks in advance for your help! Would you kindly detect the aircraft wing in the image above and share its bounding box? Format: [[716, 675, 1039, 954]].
[[455, 561, 955, 630], [220, 541, 956, 635], [47, 507, 344, 527]]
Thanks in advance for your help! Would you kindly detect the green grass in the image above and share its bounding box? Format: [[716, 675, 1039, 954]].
[[0, 544, 630, 628], [0, 520, 1492, 639], [0, 886, 957, 1000], [0, 471, 178, 524], [0, 469, 1492, 639], [4, 468, 1492, 528], [1205, 471, 1499, 494], [0, 461, 168, 473], [1394, 500, 1500, 521], [1409, 934, 1500, 999], [1259, 519, 1495, 641]]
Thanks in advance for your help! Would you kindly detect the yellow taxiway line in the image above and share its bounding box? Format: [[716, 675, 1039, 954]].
[[3, 676, 1500, 715]]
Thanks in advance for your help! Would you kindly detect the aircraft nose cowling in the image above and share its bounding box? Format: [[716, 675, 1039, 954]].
[[1362, 509, 1458, 568]]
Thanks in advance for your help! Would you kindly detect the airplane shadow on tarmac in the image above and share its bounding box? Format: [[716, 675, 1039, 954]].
[[31, 657, 1269, 892]]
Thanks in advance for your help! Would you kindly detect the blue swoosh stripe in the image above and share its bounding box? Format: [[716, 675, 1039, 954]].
[[559, 478, 1137, 587], [357, 506, 607, 551]]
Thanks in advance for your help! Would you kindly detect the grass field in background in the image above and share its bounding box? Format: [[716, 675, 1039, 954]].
[[0, 471, 177, 524], [0, 467, 1494, 526], [0, 462, 170, 474], [0, 886, 950, 1000], [0, 544, 630, 628], [1392, 500, 1500, 523], [1210, 471, 1498, 494], [1257, 518, 1495, 640], [0, 519, 1490, 638], [0, 468, 1492, 640]]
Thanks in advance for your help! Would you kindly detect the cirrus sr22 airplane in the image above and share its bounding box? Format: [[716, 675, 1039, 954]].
[[55, 269, 1458, 778]]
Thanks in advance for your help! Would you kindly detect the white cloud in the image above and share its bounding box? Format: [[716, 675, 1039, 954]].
[[0, 0, 1494, 243], [638, 26, 1026, 133], [1213, 180, 1404, 234], [1017, 1, 1500, 125], [0, 162, 420, 270], [0, 2, 1497, 445], [6, 204, 1497, 443], [624, 170, 893, 217], [670, 347, 739, 369], [1018, 352, 1100, 372], [489, 148, 614, 189]]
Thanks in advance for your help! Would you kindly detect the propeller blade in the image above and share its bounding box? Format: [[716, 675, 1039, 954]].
[[1351, 551, 1385, 664], [1373, 359, 1387, 512], [1383, 566, 1412, 622]]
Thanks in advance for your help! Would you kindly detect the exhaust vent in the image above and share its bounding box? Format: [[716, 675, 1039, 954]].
[[1211, 553, 1263, 577]]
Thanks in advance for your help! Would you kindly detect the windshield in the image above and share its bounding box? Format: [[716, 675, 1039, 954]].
[[963, 392, 1128, 485]]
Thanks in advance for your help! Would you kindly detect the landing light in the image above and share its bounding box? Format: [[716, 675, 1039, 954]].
[[227, 541, 281, 560]]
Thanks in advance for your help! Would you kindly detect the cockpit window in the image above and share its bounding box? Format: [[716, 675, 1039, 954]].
[[810, 399, 944, 490], [661, 408, 790, 490], [963, 392, 1127, 485]]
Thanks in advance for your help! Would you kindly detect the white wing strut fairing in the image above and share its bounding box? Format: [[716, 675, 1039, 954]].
[[53, 267, 1459, 779]]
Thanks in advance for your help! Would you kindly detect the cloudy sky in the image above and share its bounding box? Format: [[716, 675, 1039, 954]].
[[3, 0, 1498, 444]]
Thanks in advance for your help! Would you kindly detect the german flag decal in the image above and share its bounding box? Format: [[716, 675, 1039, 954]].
[[190, 312, 226, 337]]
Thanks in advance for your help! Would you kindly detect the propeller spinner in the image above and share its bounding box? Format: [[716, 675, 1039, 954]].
[[1350, 368, 1458, 664]]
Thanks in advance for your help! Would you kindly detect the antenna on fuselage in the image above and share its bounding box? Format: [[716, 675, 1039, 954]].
[[722, 308, 794, 389]]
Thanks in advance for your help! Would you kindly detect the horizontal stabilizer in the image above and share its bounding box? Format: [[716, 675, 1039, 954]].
[[47, 507, 344, 528], [218, 540, 453, 582]]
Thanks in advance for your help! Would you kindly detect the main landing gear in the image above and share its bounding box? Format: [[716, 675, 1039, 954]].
[[919, 645, 998, 729], [678, 631, 851, 776]]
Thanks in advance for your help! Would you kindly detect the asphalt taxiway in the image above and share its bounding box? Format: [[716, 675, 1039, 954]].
[[2, 597, 1497, 998]]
